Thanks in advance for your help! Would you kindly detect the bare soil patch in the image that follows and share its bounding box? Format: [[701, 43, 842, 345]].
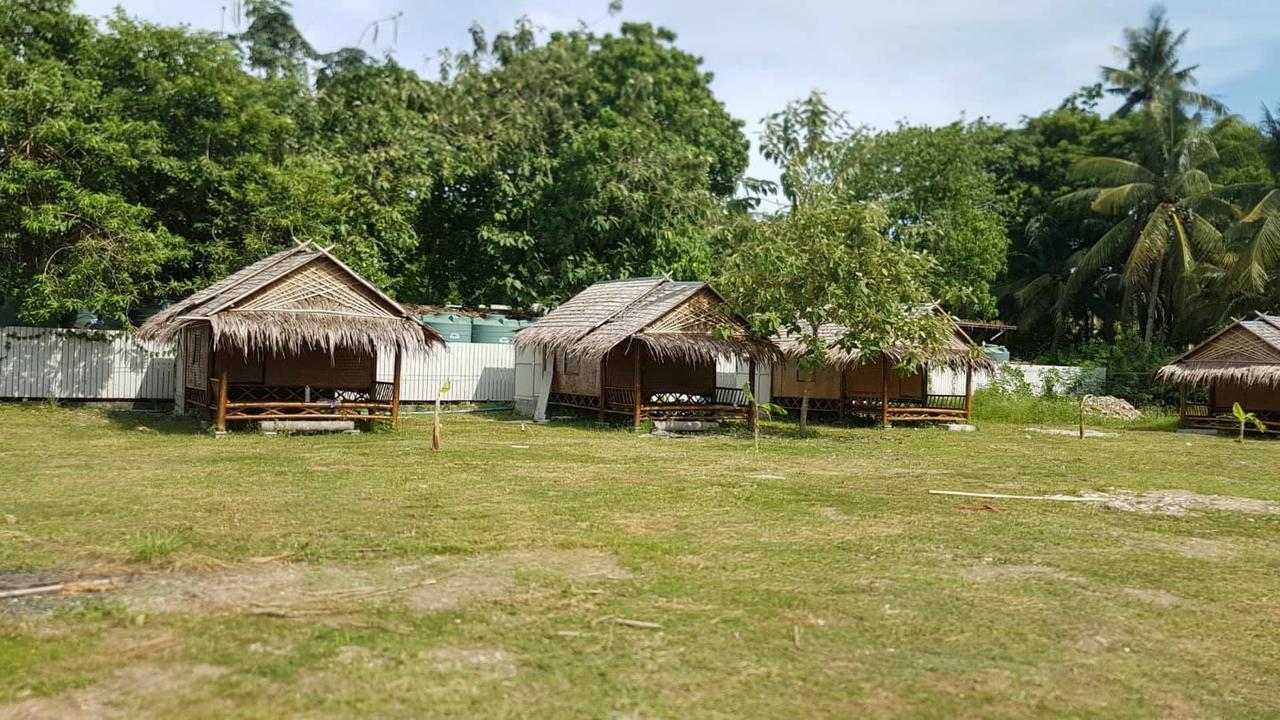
[[962, 563, 1086, 584], [0, 663, 227, 720], [1081, 490, 1280, 516], [1119, 588, 1184, 608], [115, 548, 628, 619]]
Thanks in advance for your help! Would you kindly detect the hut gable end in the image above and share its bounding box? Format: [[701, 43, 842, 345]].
[[1184, 325, 1280, 364]]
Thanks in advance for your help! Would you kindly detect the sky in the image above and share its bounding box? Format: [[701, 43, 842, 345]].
[[74, 0, 1280, 187]]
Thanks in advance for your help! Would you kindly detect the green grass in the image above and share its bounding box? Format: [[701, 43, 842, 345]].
[[1, 403, 1278, 717]]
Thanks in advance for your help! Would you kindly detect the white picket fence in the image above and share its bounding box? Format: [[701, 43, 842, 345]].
[[0, 326, 514, 403]]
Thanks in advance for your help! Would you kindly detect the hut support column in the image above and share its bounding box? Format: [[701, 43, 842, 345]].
[[1178, 385, 1186, 424], [747, 358, 757, 430], [598, 355, 608, 422], [964, 366, 974, 422], [838, 363, 847, 419], [632, 347, 643, 430], [390, 348, 403, 429], [880, 355, 890, 428], [215, 366, 229, 434]]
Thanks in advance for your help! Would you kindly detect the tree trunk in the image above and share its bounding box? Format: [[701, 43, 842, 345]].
[[1143, 261, 1163, 349], [799, 389, 810, 431]]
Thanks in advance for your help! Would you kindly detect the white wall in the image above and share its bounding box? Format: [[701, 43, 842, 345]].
[[0, 326, 175, 400], [1, 326, 514, 403], [715, 356, 771, 403], [378, 343, 514, 403], [928, 363, 1106, 396]]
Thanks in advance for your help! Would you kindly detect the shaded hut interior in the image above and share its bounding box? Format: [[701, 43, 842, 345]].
[[142, 243, 441, 432], [1157, 314, 1280, 432], [516, 277, 774, 427]]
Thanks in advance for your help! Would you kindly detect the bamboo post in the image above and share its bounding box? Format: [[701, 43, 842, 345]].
[[964, 366, 974, 422], [598, 355, 608, 422], [747, 358, 757, 430], [390, 348, 402, 429], [837, 362, 847, 419], [632, 346, 643, 430], [215, 366, 229, 433], [880, 355, 890, 428]]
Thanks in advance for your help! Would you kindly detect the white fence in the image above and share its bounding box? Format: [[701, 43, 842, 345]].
[[928, 363, 1106, 396], [0, 326, 514, 403], [377, 343, 514, 403], [0, 326, 176, 400]]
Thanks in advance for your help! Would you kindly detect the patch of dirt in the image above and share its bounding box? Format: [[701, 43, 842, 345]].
[[418, 646, 517, 681], [1024, 427, 1117, 438], [115, 549, 629, 619], [816, 507, 851, 522], [1084, 395, 1143, 421], [1119, 588, 1184, 608], [0, 663, 227, 719], [1081, 489, 1280, 516], [962, 562, 1085, 584], [1130, 535, 1237, 561]]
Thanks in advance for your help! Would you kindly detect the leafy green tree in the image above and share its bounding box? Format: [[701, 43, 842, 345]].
[[1101, 5, 1225, 118], [717, 194, 947, 428], [411, 21, 748, 307]]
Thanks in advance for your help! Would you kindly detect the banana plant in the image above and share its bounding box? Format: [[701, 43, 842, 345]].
[[1231, 402, 1265, 443], [742, 381, 787, 451], [433, 380, 451, 451]]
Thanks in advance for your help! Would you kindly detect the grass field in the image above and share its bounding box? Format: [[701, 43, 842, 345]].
[[1, 402, 1279, 718]]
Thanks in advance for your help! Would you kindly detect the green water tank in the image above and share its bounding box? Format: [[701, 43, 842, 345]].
[[471, 315, 518, 344], [129, 301, 171, 327], [419, 313, 472, 343], [981, 344, 1011, 363]]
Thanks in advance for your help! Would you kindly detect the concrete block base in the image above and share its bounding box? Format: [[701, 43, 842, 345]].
[[259, 420, 356, 435], [652, 420, 720, 434], [945, 423, 976, 432]]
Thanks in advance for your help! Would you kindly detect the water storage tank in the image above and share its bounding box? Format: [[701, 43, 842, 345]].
[[981, 344, 1011, 363], [471, 316, 519, 344], [419, 313, 472, 343]]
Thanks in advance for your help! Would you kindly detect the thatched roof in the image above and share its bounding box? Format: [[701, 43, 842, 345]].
[[1156, 313, 1280, 387], [773, 304, 999, 372], [139, 242, 442, 355], [514, 276, 775, 363]]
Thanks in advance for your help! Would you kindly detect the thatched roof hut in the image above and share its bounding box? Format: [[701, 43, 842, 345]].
[[515, 276, 774, 427], [769, 304, 997, 426], [140, 242, 441, 432], [515, 276, 774, 364], [1157, 313, 1280, 387], [140, 242, 439, 355], [1157, 313, 1280, 432], [772, 304, 997, 373]]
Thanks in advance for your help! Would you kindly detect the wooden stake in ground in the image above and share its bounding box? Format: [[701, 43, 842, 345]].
[[432, 380, 451, 451]]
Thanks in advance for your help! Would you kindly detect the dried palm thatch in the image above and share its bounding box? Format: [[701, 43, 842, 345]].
[[773, 304, 998, 372], [515, 277, 775, 364], [138, 242, 441, 355], [1157, 313, 1280, 387]]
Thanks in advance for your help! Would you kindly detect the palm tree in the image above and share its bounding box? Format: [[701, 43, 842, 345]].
[[1101, 5, 1226, 118], [1224, 105, 1280, 295], [1064, 127, 1228, 347]]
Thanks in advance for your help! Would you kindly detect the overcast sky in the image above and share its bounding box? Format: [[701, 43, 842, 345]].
[[74, 0, 1280, 185]]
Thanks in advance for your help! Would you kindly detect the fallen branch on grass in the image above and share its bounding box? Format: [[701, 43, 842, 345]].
[[0, 577, 121, 599], [928, 490, 1107, 503]]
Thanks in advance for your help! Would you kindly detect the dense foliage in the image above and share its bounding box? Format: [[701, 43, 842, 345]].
[[1, 0, 1278, 382]]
